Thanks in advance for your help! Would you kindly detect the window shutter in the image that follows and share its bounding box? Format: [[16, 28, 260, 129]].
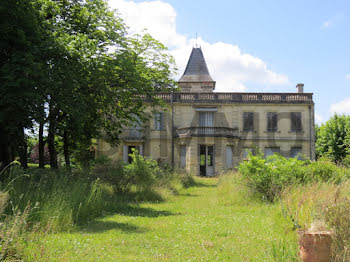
[[123, 145, 128, 162], [180, 145, 186, 168], [243, 112, 254, 131], [226, 146, 233, 168], [267, 112, 277, 131], [291, 112, 302, 131]]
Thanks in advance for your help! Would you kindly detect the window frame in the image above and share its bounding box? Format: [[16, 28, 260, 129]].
[[267, 112, 278, 132], [291, 112, 302, 132], [243, 112, 254, 131], [154, 112, 163, 131]]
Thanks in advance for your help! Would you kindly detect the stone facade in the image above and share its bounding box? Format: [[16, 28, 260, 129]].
[[96, 47, 315, 176]]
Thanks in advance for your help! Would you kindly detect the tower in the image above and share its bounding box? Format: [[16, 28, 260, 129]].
[[178, 47, 216, 92]]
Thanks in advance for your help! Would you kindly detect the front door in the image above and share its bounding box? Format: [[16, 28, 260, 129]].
[[199, 145, 214, 176]]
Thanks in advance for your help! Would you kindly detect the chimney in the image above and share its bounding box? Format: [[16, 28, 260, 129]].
[[296, 83, 304, 93]]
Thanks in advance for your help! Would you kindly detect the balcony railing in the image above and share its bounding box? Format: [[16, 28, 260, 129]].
[[176, 126, 239, 138], [142, 92, 313, 104]]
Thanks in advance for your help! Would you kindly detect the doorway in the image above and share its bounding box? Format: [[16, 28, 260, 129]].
[[199, 145, 214, 176], [128, 146, 140, 163]]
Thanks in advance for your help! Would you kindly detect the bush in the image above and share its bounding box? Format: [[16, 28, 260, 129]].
[[238, 153, 345, 202], [92, 151, 161, 194], [238, 153, 308, 201]]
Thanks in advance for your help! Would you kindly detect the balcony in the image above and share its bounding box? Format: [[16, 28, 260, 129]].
[[120, 129, 145, 141], [176, 126, 239, 138], [142, 92, 313, 104]]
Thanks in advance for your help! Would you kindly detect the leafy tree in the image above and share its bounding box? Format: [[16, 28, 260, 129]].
[[0, 0, 44, 169], [316, 114, 350, 163], [0, 0, 176, 170]]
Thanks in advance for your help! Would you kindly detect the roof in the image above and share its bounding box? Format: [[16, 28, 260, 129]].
[[178, 47, 215, 83]]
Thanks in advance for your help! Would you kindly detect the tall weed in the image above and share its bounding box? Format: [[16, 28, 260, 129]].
[[282, 183, 350, 261]]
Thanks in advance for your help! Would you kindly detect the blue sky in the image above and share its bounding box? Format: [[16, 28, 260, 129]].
[[109, 0, 350, 123]]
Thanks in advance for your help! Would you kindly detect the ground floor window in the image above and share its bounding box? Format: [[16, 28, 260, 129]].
[[180, 145, 186, 168], [291, 147, 302, 159], [243, 147, 253, 159], [264, 147, 280, 157], [226, 146, 233, 169]]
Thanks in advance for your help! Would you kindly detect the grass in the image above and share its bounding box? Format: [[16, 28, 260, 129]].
[[23, 174, 299, 261]]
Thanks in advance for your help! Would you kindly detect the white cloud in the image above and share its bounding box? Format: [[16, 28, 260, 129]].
[[315, 113, 324, 125], [109, 0, 289, 92], [321, 20, 331, 29], [321, 13, 344, 30], [330, 97, 350, 115], [345, 74, 350, 80]]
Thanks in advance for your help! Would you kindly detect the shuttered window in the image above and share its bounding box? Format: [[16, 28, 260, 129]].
[[180, 145, 186, 168], [243, 112, 254, 131], [267, 112, 278, 132], [291, 147, 302, 159], [291, 112, 302, 131], [264, 147, 280, 157], [226, 146, 233, 168], [154, 112, 163, 130]]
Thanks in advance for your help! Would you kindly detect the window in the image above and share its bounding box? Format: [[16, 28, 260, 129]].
[[264, 147, 280, 157], [226, 146, 233, 168], [199, 112, 214, 127], [243, 148, 253, 159], [267, 112, 278, 132], [291, 147, 302, 159], [180, 145, 186, 168], [154, 112, 163, 130], [291, 112, 302, 131], [129, 114, 142, 138], [243, 112, 254, 131]]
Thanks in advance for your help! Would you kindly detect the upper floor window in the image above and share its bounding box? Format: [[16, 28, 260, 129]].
[[199, 112, 214, 127], [267, 112, 278, 132], [154, 112, 163, 130], [243, 112, 254, 131], [291, 112, 302, 131]]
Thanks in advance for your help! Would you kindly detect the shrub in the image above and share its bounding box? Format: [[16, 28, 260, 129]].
[[238, 153, 346, 202], [123, 150, 160, 192], [238, 153, 308, 201]]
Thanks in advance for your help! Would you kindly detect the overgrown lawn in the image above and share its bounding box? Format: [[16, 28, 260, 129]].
[[23, 175, 298, 261]]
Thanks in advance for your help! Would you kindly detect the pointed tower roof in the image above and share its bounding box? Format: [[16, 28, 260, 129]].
[[178, 47, 215, 83]]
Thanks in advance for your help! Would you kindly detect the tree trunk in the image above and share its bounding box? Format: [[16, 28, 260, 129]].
[[38, 122, 44, 168], [48, 118, 58, 169], [18, 127, 28, 169], [63, 129, 70, 168], [0, 131, 12, 171]]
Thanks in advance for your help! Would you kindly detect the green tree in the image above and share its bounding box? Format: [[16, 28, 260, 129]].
[[0, 0, 176, 170], [316, 114, 350, 163], [0, 0, 43, 169]]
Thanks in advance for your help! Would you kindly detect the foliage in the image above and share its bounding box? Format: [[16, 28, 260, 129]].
[[0, 0, 177, 169], [238, 152, 348, 202], [316, 114, 350, 163], [238, 152, 308, 201]]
